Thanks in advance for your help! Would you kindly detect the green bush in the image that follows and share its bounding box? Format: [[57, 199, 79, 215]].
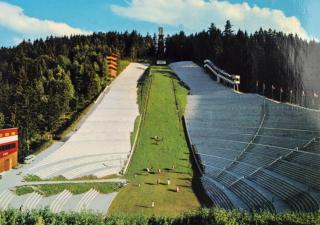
[[14, 182, 120, 197], [0, 207, 319, 225], [15, 186, 35, 196]]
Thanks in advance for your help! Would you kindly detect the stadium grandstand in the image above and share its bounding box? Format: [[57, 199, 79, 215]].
[[170, 61, 320, 213]]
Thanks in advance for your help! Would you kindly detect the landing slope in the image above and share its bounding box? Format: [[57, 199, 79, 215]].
[[28, 63, 148, 179]]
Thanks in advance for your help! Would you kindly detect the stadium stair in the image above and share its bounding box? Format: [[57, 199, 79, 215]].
[[22, 192, 43, 211], [75, 189, 99, 212], [0, 190, 15, 210], [50, 190, 72, 213]]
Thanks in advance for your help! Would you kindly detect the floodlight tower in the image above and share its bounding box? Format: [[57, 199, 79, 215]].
[[157, 27, 165, 63]]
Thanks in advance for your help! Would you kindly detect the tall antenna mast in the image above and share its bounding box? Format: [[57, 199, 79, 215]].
[[156, 27, 166, 65]]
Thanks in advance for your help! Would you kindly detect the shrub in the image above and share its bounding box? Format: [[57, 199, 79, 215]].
[[0, 208, 319, 225]]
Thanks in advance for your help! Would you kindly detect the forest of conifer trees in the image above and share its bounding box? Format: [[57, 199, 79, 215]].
[[1, 22, 320, 160], [166, 21, 320, 106], [0, 31, 154, 160]]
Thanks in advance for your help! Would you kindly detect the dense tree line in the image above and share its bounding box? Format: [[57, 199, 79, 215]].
[[166, 21, 320, 107], [1, 23, 319, 160], [0, 31, 154, 160]]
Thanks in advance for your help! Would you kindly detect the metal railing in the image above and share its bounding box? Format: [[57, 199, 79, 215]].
[[204, 59, 240, 90]]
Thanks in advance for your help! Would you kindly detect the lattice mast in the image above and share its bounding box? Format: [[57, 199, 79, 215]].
[[157, 27, 165, 60]]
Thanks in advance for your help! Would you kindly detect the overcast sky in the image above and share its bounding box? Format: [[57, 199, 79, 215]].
[[0, 0, 319, 47]]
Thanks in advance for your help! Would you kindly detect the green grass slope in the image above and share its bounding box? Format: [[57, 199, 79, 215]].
[[127, 66, 190, 174], [109, 66, 206, 216]]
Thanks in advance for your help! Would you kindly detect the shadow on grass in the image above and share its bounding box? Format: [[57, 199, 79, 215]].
[[179, 184, 192, 188], [190, 165, 212, 206], [149, 171, 157, 175], [172, 171, 189, 175], [145, 182, 157, 186], [135, 204, 151, 208], [178, 177, 192, 181], [136, 173, 148, 176], [179, 158, 188, 161]]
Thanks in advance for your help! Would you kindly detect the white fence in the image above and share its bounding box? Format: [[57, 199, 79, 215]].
[[204, 59, 240, 91]]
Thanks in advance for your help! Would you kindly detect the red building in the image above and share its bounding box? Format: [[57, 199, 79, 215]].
[[0, 128, 18, 173]]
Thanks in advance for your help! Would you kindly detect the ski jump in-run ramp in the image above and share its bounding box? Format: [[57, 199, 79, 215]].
[[28, 63, 148, 179]]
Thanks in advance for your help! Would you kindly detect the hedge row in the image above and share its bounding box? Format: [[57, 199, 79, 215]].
[[0, 207, 319, 225]]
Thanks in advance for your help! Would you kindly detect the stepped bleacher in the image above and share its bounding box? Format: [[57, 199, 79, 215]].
[[269, 159, 320, 190], [250, 171, 318, 212], [0, 190, 15, 210], [201, 176, 234, 210], [74, 189, 99, 212], [230, 180, 275, 212], [170, 61, 320, 213], [0, 188, 117, 214], [50, 190, 73, 213], [22, 192, 43, 211]]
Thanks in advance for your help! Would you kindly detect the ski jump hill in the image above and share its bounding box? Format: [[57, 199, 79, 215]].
[[24, 60, 320, 213], [28, 63, 148, 179]]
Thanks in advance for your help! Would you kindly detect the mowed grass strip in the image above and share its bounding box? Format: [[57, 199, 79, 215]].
[[15, 182, 120, 197], [109, 66, 203, 217], [118, 59, 131, 74]]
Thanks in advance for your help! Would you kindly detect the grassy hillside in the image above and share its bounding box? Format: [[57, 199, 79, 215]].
[[109, 66, 207, 216]]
